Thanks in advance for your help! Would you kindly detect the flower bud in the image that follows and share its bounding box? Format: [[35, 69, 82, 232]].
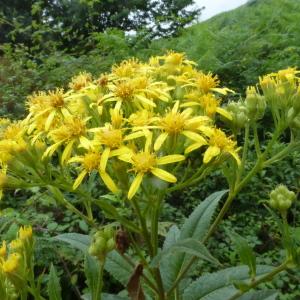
[[269, 184, 296, 212], [245, 87, 266, 121], [226, 101, 248, 130], [89, 227, 116, 261]]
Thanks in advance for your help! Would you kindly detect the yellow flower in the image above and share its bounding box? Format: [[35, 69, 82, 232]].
[[186, 128, 240, 165], [194, 72, 220, 94], [9, 239, 23, 252], [154, 101, 209, 151], [2, 253, 21, 273], [102, 79, 156, 110], [19, 226, 32, 241], [111, 58, 142, 79], [69, 72, 92, 91], [128, 110, 156, 128], [119, 135, 185, 199], [68, 151, 118, 193], [44, 116, 89, 163]]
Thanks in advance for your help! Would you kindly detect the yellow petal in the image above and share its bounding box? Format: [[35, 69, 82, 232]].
[[216, 107, 233, 120], [68, 156, 84, 164], [135, 95, 156, 107], [61, 140, 75, 164], [45, 110, 56, 131], [100, 171, 118, 193], [79, 136, 92, 149], [182, 131, 207, 143], [100, 147, 110, 172], [203, 146, 220, 164], [42, 141, 63, 159], [118, 153, 133, 163], [73, 170, 87, 190], [151, 168, 177, 183], [124, 131, 145, 141], [128, 173, 144, 200], [144, 131, 153, 153], [228, 150, 241, 165], [172, 101, 180, 113], [185, 142, 205, 154], [154, 132, 168, 151], [156, 155, 185, 165], [110, 146, 131, 157], [211, 87, 235, 95]]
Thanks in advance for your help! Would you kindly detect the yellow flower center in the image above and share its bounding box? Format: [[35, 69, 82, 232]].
[[160, 112, 186, 134], [115, 82, 135, 101], [2, 123, 23, 140], [51, 118, 86, 142], [49, 89, 65, 108], [132, 152, 156, 173], [199, 94, 220, 117], [82, 152, 101, 172], [196, 72, 219, 94], [209, 129, 235, 151], [98, 128, 122, 149]]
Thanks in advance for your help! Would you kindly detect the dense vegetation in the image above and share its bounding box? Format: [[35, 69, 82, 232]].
[[0, 0, 300, 299]]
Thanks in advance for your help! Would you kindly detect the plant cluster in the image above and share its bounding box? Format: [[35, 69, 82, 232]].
[[0, 52, 299, 299]]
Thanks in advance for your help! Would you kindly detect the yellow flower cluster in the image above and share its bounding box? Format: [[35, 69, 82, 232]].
[[1, 52, 241, 200], [0, 226, 33, 297]]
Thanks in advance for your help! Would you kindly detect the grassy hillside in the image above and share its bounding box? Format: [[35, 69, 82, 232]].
[[150, 0, 300, 92]]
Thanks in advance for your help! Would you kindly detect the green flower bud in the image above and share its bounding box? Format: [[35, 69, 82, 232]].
[[95, 236, 107, 253], [106, 238, 115, 252], [245, 86, 266, 121], [226, 101, 249, 130], [103, 227, 114, 240], [269, 184, 296, 213], [88, 244, 98, 256]]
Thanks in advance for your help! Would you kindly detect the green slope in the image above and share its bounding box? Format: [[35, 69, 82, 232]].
[[149, 0, 300, 92]]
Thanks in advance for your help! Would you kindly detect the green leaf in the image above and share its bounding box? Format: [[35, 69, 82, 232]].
[[105, 250, 134, 285], [151, 238, 219, 268], [102, 294, 129, 300], [229, 231, 256, 277], [84, 254, 102, 300], [53, 233, 91, 252], [180, 190, 228, 240], [47, 264, 62, 300], [182, 265, 274, 300], [238, 290, 278, 300], [160, 190, 227, 292]]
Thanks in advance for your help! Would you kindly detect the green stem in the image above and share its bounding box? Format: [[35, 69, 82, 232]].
[[131, 198, 153, 257], [94, 261, 104, 300], [227, 262, 288, 300], [253, 123, 262, 157]]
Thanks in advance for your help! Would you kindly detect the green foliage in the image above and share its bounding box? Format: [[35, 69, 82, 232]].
[[182, 265, 274, 300], [0, 0, 201, 53], [150, 0, 300, 92], [47, 264, 62, 300]]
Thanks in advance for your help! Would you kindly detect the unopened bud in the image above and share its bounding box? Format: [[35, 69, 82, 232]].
[[245, 87, 266, 121], [269, 184, 296, 212]]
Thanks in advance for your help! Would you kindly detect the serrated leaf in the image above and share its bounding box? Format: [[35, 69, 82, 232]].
[[238, 290, 278, 300], [53, 233, 91, 252], [180, 190, 228, 240], [84, 254, 102, 300], [105, 250, 134, 285], [182, 265, 274, 300], [161, 190, 227, 292], [47, 264, 62, 300], [151, 238, 219, 268], [229, 231, 256, 277]]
